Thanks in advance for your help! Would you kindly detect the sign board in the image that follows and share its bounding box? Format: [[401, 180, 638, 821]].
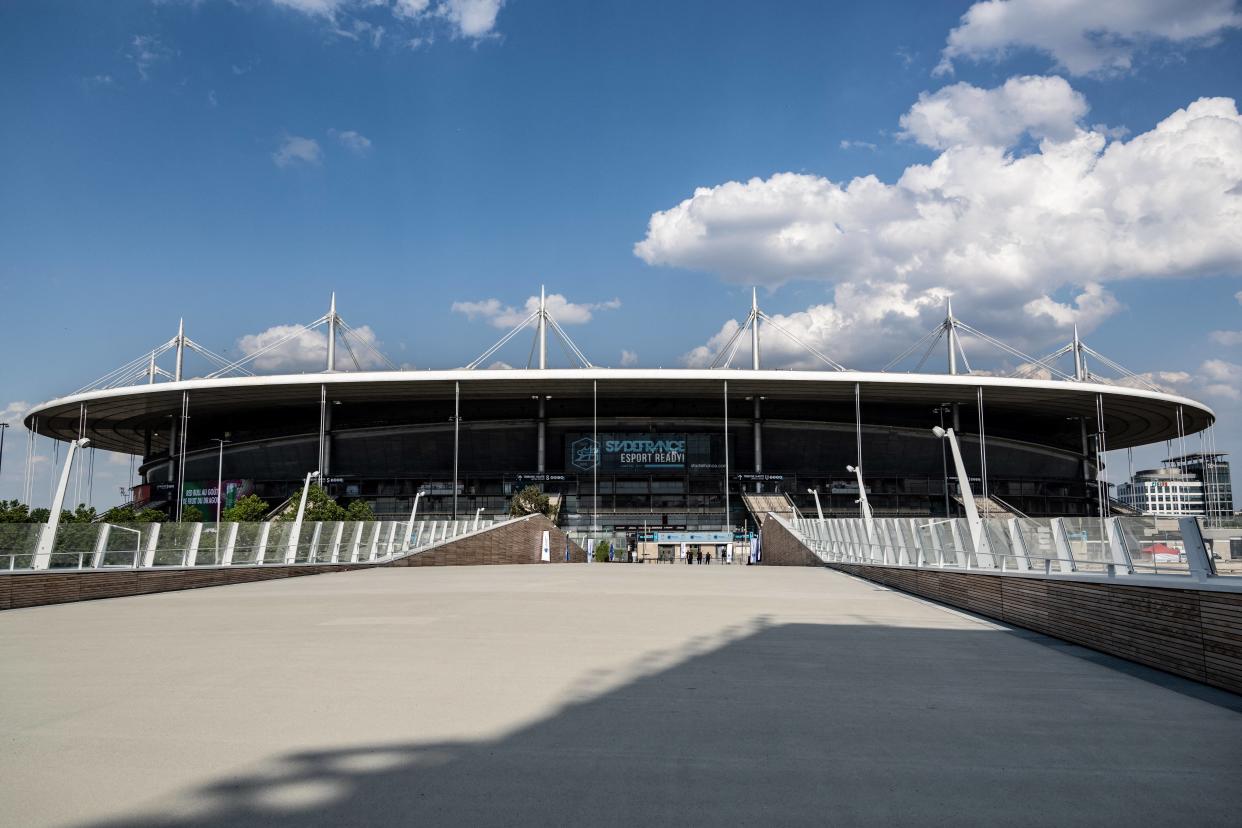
[[734, 473, 785, 482], [652, 531, 733, 543], [514, 473, 568, 483], [566, 432, 728, 473], [540, 530, 550, 562], [182, 479, 254, 511]]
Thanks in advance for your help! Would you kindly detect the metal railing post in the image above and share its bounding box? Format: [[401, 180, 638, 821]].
[[221, 523, 238, 566], [1007, 518, 1030, 572], [142, 523, 160, 568], [1050, 518, 1077, 574], [90, 524, 111, 569], [184, 522, 203, 567], [1104, 518, 1134, 577], [254, 522, 271, 564], [1179, 517, 1214, 582], [329, 522, 344, 563]]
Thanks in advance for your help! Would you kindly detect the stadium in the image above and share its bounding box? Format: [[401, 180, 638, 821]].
[[21, 290, 1216, 532]]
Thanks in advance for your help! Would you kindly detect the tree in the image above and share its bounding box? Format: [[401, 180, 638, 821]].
[[277, 485, 347, 522], [509, 485, 552, 518], [181, 505, 204, 523], [61, 504, 97, 524], [593, 539, 610, 563], [221, 494, 270, 523], [0, 500, 31, 523], [102, 505, 164, 524], [28, 508, 49, 523], [344, 499, 376, 521]]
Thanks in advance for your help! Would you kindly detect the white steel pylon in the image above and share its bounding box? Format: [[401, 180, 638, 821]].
[[464, 285, 594, 369], [708, 287, 847, 371], [1011, 324, 1163, 390]]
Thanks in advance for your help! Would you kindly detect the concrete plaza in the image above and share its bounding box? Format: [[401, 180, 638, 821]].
[[1, 564, 1240, 826]]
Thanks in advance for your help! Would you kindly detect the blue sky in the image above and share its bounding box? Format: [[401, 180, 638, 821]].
[[2, 0, 1241, 506]]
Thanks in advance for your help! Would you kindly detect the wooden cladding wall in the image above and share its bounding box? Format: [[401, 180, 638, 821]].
[[829, 562, 1242, 696], [0, 515, 585, 611]]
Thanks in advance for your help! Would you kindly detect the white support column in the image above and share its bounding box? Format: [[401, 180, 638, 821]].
[[1050, 518, 1077, 574], [308, 522, 324, 564], [907, 519, 926, 567], [1104, 518, 1133, 576], [221, 523, 238, 566], [368, 523, 382, 561], [184, 522, 203, 567], [349, 522, 365, 563], [175, 318, 185, 382], [287, 470, 319, 564], [750, 287, 760, 370], [923, 521, 945, 567], [90, 524, 111, 569], [329, 522, 344, 563], [142, 523, 160, 568], [385, 522, 398, 558], [414, 521, 425, 548], [33, 437, 89, 570], [254, 522, 271, 564], [1007, 518, 1030, 572], [538, 285, 547, 370], [326, 293, 337, 372]]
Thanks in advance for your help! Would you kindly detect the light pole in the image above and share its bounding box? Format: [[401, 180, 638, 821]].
[[0, 422, 9, 484], [473, 506, 484, 532], [287, 470, 321, 564], [406, 490, 424, 547], [806, 488, 824, 521], [845, 464, 875, 541], [210, 437, 231, 561], [932, 426, 983, 556], [933, 405, 951, 516]]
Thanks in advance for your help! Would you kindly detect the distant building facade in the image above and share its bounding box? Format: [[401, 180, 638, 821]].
[[1117, 467, 1205, 517], [1164, 453, 1233, 523]]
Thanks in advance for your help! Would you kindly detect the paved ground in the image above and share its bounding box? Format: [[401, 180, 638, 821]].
[[1, 564, 1241, 827]]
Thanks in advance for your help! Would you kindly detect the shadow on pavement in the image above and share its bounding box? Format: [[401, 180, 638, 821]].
[[99, 622, 1242, 827]]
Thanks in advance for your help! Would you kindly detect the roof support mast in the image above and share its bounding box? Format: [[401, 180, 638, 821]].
[[174, 318, 185, 382], [946, 301, 957, 376], [538, 285, 547, 370], [327, 293, 337, 372], [751, 287, 760, 370]]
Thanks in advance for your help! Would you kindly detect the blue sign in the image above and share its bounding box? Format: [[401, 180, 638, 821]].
[[652, 531, 733, 543]]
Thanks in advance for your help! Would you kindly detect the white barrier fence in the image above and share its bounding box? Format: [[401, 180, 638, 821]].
[[0, 516, 510, 571], [783, 514, 1239, 582]]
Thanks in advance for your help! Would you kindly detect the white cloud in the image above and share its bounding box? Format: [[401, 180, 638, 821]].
[[620, 349, 638, 367], [1023, 283, 1122, 329], [840, 139, 878, 151], [265, 0, 504, 42], [937, 0, 1242, 77], [82, 74, 114, 89], [1198, 358, 1242, 399], [899, 75, 1087, 149], [331, 129, 373, 153], [682, 283, 949, 369], [1210, 330, 1242, 346], [1235, 289, 1242, 304], [127, 34, 171, 81], [235, 324, 386, 371], [638, 86, 1242, 364], [453, 294, 622, 328], [207, 89, 218, 108], [436, 0, 505, 39], [273, 135, 323, 168]]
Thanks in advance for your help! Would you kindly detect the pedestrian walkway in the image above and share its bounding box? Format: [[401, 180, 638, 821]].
[[1, 565, 1239, 826]]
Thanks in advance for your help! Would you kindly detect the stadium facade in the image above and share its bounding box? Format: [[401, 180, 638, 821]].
[[21, 291, 1217, 531]]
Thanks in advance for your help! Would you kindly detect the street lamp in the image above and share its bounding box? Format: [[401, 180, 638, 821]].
[[806, 488, 824, 522], [0, 422, 9, 483], [845, 464, 875, 540], [932, 425, 983, 556], [406, 490, 424, 548], [210, 437, 231, 561], [474, 506, 484, 532], [287, 469, 322, 564]]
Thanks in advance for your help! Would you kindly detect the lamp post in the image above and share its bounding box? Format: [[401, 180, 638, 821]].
[[406, 490, 424, 548], [806, 488, 824, 521], [0, 422, 9, 483], [287, 470, 321, 564], [845, 464, 875, 542], [473, 506, 484, 532], [932, 426, 983, 556], [210, 437, 231, 561]]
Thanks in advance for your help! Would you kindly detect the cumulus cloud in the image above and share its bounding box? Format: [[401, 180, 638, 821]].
[[266, 0, 504, 43], [1196, 358, 1242, 400], [452, 294, 622, 328], [331, 129, 373, 153], [638, 82, 1242, 364], [899, 75, 1087, 149], [840, 140, 878, 151], [936, 0, 1242, 77], [620, 349, 638, 367], [682, 283, 949, 369], [273, 135, 323, 168], [236, 324, 386, 371]]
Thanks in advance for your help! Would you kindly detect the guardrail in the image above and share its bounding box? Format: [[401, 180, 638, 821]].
[[780, 513, 1242, 585], [0, 516, 508, 572]]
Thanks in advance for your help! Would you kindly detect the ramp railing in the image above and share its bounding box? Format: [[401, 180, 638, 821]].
[[0, 515, 514, 572], [780, 513, 1241, 585]]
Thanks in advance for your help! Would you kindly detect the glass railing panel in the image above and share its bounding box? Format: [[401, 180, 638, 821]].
[[1014, 518, 1058, 572], [982, 520, 1013, 570], [49, 523, 103, 568], [0, 524, 43, 569], [262, 523, 294, 565], [1059, 517, 1112, 573], [153, 522, 199, 566], [100, 523, 158, 566], [1113, 516, 1190, 574], [231, 522, 265, 564]]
